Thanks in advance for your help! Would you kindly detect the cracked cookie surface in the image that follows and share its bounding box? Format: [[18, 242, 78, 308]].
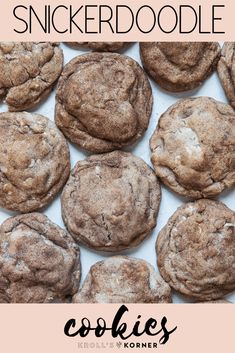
[[55, 52, 152, 153], [0, 112, 70, 212], [61, 151, 161, 251], [150, 97, 235, 199], [0, 42, 63, 111], [217, 42, 235, 109], [156, 199, 235, 301], [65, 42, 129, 52], [140, 42, 221, 92], [73, 256, 171, 303], [0, 213, 80, 303]]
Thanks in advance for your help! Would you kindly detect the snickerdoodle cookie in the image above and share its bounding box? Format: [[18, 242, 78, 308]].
[[55, 52, 152, 153], [217, 42, 235, 109], [0, 213, 80, 303], [0, 112, 70, 212], [61, 151, 161, 251], [150, 97, 235, 199], [0, 42, 63, 111], [73, 256, 171, 303], [65, 42, 129, 52], [140, 42, 220, 92], [156, 199, 235, 301]]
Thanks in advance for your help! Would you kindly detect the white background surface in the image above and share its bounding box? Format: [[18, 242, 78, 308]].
[[0, 42, 234, 303]]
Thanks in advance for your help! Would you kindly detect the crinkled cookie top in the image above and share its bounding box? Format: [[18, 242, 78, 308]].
[[61, 151, 161, 251], [0, 42, 63, 111], [0, 112, 70, 212], [73, 256, 171, 303], [150, 97, 235, 199], [55, 52, 152, 153], [140, 42, 220, 92], [0, 213, 80, 303], [157, 199, 235, 301]]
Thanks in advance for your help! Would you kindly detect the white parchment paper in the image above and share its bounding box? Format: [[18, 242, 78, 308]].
[[0, 42, 234, 303]]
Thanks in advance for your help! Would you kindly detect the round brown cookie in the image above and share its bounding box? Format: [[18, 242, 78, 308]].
[[150, 97, 235, 199], [0, 112, 70, 213], [0, 213, 80, 303], [140, 42, 221, 92], [73, 256, 171, 303], [0, 42, 63, 111], [217, 42, 235, 109], [61, 151, 161, 252], [65, 42, 129, 52], [156, 199, 235, 301], [55, 52, 152, 153]]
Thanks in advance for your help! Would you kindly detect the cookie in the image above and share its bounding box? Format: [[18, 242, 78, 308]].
[[73, 256, 171, 303], [0, 42, 63, 111], [61, 151, 161, 252], [150, 97, 235, 199], [0, 213, 80, 303], [217, 42, 235, 109], [156, 199, 235, 301], [65, 42, 129, 52], [140, 42, 221, 92], [0, 112, 70, 212], [55, 52, 152, 153]]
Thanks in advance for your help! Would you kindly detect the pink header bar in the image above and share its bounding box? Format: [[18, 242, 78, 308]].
[[0, 0, 233, 41]]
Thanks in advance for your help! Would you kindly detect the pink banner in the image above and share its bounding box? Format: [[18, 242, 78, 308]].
[[0, 303, 234, 352], [0, 0, 233, 41]]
